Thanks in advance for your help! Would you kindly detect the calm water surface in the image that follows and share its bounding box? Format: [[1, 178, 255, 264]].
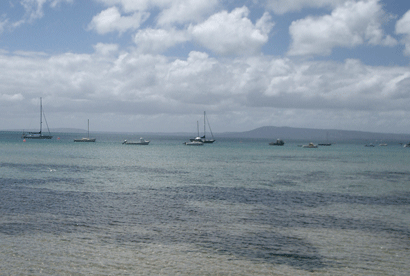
[[1, 132, 409, 275]]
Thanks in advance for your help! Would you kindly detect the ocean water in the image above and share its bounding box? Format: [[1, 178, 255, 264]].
[[1, 132, 409, 275]]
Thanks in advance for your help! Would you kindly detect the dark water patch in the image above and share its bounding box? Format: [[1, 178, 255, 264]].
[[1, 184, 409, 271], [0, 177, 85, 187], [271, 155, 343, 163], [0, 162, 89, 173], [121, 165, 189, 175], [304, 171, 331, 183], [356, 171, 410, 183], [173, 186, 410, 207], [0, 162, 189, 176], [262, 179, 298, 187]]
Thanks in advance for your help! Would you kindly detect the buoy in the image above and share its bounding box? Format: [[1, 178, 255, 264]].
[[23, 139, 26, 142]]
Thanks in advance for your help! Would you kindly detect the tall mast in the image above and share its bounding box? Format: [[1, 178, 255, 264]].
[[40, 97, 42, 134], [204, 111, 206, 137], [87, 119, 90, 138]]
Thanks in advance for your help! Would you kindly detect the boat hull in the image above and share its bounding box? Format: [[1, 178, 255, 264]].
[[122, 139, 150, 145], [123, 142, 150, 145], [74, 138, 96, 142], [22, 135, 53, 139], [184, 141, 203, 146]]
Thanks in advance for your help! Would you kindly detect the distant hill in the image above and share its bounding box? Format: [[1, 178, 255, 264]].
[[218, 126, 410, 142]]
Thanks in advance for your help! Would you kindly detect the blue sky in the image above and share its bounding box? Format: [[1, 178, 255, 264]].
[[1, 0, 410, 134]]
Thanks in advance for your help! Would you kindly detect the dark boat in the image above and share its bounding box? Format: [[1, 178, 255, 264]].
[[269, 139, 285, 146]]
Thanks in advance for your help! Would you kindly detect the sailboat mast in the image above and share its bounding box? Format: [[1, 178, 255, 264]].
[[87, 119, 90, 138], [40, 97, 42, 134], [204, 111, 206, 137]]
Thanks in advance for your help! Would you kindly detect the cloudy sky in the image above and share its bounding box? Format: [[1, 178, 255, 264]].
[[1, 0, 410, 134]]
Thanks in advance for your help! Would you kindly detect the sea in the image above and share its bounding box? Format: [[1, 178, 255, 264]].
[[1, 131, 409, 275]]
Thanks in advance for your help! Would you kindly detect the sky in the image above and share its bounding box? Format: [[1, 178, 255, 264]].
[[1, 0, 410, 134]]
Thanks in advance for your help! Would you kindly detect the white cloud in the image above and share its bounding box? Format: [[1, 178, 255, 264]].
[[1, 47, 410, 132], [88, 6, 149, 34], [94, 0, 217, 25], [134, 28, 189, 54], [396, 10, 410, 56], [189, 7, 274, 56], [93, 43, 119, 57], [0, 93, 24, 101], [288, 0, 397, 56], [157, 0, 218, 26], [93, 0, 151, 13], [265, 0, 347, 14]]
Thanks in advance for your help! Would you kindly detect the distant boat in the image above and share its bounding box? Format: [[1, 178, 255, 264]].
[[269, 139, 284, 146], [22, 97, 53, 139], [184, 140, 203, 146], [318, 132, 332, 146], [74, 119, 96, 142], [190, 111, 215, 143], [379, 143, 387, 146], [122, 137, 150, 145], [365, 143, 375, 147], [404, 143, 410, 148], [186, 121, 204, 145], [302, 142, 318, 148]]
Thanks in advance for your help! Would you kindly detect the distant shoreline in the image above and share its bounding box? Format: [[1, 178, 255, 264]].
[[2, 126, 410, 142]]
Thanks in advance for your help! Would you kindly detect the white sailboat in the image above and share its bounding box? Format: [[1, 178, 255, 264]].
[[74, 119, 96, 142], [22, 97, 53, 139], [190, 111, 215, 143], [185, 121, 204, 145]]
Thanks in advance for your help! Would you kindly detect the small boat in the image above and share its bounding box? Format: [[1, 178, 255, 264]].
[[404, 143, 410, 148], [122, 137, 150, 145], [269, 139, 285, 146], [74, 119, 96, 142], [365, 143, 375, 147], [302, 142, 318, 148], [318, 132, 332, 146], [379, 143, 387, 146], [22, 97, 53, 139], [184, 140, 203, 146]]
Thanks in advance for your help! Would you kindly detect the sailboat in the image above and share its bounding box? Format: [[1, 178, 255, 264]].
[[190, 111, 215, 143], [74, 119, 96, 142], [318, 132, 332, 146], [185, 121, 204, 145], [22, 97, 53, 139]]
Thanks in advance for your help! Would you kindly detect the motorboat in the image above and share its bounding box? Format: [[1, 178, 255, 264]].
[[184, 139, 203, 146], [404, 143, 410, 148], [365, 143, 375, 147], [269, 139, 284, 146], [302, 142, 318, 148], [122, 137, 150, 145]]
